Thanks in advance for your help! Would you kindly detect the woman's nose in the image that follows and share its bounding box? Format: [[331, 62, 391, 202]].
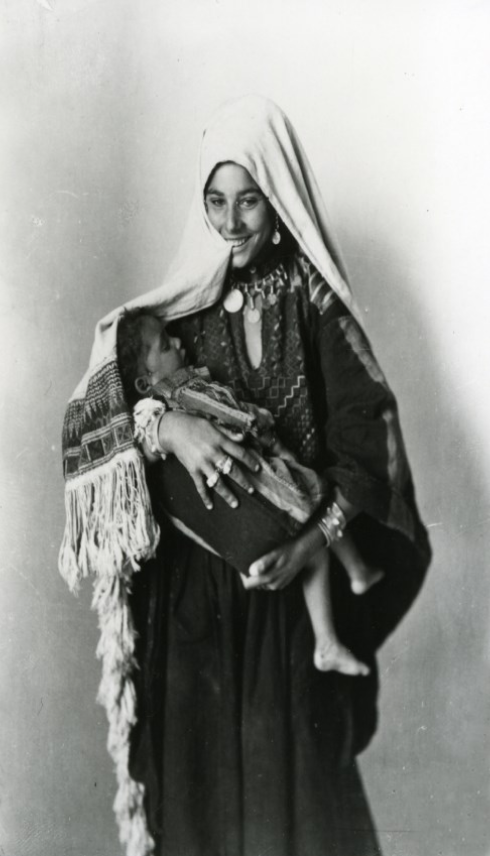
[[225, 205, 241, 233]]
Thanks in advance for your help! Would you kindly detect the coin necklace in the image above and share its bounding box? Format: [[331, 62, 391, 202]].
[[244, 293, 261, 324], [223, 288, 244, 313], [223, 271, 283, 322], [223, 287, 262, 323]]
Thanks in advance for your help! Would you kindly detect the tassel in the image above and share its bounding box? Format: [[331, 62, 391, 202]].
[[58, 448, 160, 591], [93, 552, 155, 855], [59, 447, 159, 855]]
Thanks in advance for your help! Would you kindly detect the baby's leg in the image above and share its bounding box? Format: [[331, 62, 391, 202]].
[[332, 533, 384, 595], [303, 550, 369, 676]]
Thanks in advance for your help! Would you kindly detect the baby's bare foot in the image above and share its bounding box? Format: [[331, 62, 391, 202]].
[[350, 567, 384, 596], [314, 639, 370, 676]]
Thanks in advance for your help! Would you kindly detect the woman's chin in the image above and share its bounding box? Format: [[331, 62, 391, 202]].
[[230, 240, 272, 270], [230, 245, 254, 269]]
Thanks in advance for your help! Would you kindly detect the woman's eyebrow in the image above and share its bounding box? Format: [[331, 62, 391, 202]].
[[205, 187, 264, 196]]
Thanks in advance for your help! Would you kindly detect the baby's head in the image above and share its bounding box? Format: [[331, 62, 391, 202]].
[[117, 308, 186, 404]]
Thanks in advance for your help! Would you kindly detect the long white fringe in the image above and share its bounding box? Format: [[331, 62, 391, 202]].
[[59, 448, 160, 591], [94, 570, 155, 856], [58, 448, 160, 855]]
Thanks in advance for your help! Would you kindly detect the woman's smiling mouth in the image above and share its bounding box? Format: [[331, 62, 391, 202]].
[[228, 237, 250, 249]]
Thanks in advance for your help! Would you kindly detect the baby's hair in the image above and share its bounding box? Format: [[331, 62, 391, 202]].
[[117, 307, 157, 406]]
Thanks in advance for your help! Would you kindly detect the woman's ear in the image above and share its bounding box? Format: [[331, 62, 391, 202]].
[[135, 376, 150, 395]]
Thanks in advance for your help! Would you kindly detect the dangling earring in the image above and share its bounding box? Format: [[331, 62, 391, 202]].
[[272, 214, 281, 245]]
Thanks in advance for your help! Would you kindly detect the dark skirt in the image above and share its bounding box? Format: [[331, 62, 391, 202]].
[[129, 522, 382, 856]]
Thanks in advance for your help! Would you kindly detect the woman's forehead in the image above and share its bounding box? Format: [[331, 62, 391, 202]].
[[205, 162, 260, 195]]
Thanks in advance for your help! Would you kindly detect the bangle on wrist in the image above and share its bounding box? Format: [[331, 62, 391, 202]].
[[148, 410, 169, 458], [133, 398, 169, 459], [317, 501, 347, 547]]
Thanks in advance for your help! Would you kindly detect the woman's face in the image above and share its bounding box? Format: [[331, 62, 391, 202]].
[[204, 163, 274, 269]]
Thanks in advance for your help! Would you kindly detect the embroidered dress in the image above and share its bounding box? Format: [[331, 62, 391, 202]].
[[127, 245, 430, 856]]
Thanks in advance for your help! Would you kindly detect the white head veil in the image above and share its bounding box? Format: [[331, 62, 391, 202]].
[[81, 94, 360, 394], [165, 94, 359, 320]]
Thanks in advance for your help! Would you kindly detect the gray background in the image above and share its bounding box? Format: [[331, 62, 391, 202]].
[[1, 0, 489, 854]]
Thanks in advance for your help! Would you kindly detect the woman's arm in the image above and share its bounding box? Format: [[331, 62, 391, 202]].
[[138, 403, 363, 590], [241, 488, 357, 591], [242, 297, 400, 591]]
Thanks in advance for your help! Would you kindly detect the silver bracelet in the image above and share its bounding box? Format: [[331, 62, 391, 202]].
[[317, 501, 347, 547], [133, 398, 169, 459]]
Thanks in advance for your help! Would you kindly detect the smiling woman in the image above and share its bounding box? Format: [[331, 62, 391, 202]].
[[204, 162, 275, 268], [60, 95, 430, 856]]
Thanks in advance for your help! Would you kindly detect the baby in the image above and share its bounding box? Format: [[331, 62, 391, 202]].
[[117, 308, 384, 676]]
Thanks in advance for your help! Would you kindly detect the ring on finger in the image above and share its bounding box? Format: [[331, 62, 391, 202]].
[[206, 469, 221, 489], [216, 455, 233, 476]]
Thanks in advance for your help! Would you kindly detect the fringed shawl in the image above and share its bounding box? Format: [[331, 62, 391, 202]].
[[59, 96, 371, 856]]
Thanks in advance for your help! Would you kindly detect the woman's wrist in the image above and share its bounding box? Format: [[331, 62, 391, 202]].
[[316, 500, 347, 547], [133, 399, 169, 460], [156, 410, 181, 456]]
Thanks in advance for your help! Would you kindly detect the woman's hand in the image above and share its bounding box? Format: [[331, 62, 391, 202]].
[[242, 523, 326, 591], [159, 411, 261, 509]]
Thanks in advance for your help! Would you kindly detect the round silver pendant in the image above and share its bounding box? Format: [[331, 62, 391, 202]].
[[223, 289, 244, 313], [245, 306, 261, 324], [268, 292, 278, 306]]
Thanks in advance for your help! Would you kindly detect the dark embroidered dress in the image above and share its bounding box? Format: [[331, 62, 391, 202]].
[[129, 246, 430, 856]]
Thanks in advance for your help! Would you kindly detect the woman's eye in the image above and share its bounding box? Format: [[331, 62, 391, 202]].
[[207, 196, 225, 208], [239, 196, 260, 209]]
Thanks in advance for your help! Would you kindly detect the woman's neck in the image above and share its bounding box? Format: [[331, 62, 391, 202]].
[[230, 238, 294, 284]]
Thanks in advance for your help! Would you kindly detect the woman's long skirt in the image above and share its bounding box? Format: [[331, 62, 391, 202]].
[[129, 525, 382, 856]]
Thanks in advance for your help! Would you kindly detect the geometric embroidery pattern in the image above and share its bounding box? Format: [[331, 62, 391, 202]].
[[175, 248, 332, 468], [63, 359, 133, 478]]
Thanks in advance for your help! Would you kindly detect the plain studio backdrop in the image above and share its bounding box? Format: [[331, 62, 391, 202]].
[[1, 1, 489, 854]]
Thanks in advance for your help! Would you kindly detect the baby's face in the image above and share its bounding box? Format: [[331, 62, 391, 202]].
[[139, 315, 186, 383]]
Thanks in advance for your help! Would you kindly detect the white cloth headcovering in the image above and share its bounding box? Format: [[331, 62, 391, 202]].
[[74, 94, 359, 398], [167, 94, 359, 318]]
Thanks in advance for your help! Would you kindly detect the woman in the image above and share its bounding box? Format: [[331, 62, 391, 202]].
[[60, 96, 431, 856]]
